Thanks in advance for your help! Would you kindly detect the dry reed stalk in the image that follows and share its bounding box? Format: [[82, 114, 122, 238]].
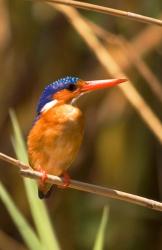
[[40, 0, 162, 26], [48, 4, 162, 143], [0, 152, 162, 212]]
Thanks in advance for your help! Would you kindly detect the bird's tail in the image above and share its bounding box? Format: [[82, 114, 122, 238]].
[[38, 183, 55, 199]]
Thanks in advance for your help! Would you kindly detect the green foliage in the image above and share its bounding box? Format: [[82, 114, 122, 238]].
[[0, 182, 42, 250], [0, 110, 109, 250], [93, 206, 109, 250], [9, 109, 60, 250]]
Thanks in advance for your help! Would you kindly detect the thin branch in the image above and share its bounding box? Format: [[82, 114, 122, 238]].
[[21, 169, 162, 212], [0, 152, 28, 169], [35, 0, 162, 26], [0, 152, 162, 212], [51, 4, 162, 143]]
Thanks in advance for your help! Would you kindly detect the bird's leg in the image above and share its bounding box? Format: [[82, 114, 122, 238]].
[[58, 171, 70, 189], [63, 171, 70, 187], [37, 166, 47, 187]]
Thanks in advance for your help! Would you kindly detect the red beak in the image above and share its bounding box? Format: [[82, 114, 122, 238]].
[[81, 78, 127, 92]]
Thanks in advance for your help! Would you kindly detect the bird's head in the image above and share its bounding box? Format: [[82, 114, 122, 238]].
[[36, 76, 126, 115]]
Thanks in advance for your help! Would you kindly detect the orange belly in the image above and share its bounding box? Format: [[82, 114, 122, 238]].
[[27, 104, 84, 176]]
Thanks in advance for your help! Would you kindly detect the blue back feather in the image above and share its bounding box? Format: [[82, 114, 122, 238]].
[[36, 76, 80, 115]]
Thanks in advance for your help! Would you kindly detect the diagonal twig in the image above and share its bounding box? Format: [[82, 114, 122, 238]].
[[51, 4, 162, 143], [34, 0, 162, 26], [0, 152, 162, 212]]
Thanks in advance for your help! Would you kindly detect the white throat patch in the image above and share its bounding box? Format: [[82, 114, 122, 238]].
[[41, 100, 58, 113]]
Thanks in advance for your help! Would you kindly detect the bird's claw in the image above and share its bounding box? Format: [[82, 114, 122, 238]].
[[37, 166, 47, 186], [58, 172, 70, 189]]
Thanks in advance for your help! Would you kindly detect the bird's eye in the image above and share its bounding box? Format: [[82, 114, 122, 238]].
[[67, 84, 77, 91]]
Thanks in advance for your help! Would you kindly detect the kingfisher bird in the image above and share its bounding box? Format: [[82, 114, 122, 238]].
[[27, 76, 126, 199]]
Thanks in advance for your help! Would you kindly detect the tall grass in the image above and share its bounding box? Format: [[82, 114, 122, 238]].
[[93, 206, 109, 250], [7, 110, 60, 250], [0, 110, 108, 249]]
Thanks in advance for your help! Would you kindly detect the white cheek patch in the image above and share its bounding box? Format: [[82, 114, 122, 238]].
[[41, 100, 58, 113]]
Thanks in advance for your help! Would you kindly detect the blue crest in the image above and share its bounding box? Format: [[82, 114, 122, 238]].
[[36, 76, 80, 115]]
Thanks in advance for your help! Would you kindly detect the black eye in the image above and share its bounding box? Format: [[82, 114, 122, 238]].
[[67, 84, 77, 91]]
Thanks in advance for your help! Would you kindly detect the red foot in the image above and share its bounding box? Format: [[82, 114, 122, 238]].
[[58, 172, 70, 189], [63, 172, 70, 187], [37, 166, 47, 186]]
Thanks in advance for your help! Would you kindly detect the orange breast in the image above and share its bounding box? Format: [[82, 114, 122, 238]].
[[27, 104, 84, 176]]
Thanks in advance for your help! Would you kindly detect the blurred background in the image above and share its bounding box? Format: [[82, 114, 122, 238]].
[[0, 0, 162, 249]]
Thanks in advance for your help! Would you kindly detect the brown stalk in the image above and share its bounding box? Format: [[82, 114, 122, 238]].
[[36, 0, 162, 26], [50, 4, 162, 143], [0, 152, 162, 212]]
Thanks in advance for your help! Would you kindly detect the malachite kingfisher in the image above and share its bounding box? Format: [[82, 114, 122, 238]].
[[27, 76, 126, 199]]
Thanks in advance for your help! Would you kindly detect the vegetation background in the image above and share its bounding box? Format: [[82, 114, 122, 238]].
[[0, 0, 162, 249]]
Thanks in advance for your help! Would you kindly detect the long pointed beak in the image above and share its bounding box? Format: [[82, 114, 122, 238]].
[[81, 78, 127, 92]]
